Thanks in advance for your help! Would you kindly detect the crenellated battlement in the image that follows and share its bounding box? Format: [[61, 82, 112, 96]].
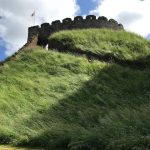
[[27, 15, 124, 47]]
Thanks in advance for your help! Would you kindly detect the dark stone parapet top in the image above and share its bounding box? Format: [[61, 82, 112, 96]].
[[27, 15, 124, 47]]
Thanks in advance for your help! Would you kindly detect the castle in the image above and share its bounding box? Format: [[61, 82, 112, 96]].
[[27, 15, 124, 48]]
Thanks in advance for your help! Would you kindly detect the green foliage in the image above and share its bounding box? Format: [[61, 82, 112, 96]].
[[49, 29, 150, 61], [1, 29, 150, 149], [0, 127, 17, 144]]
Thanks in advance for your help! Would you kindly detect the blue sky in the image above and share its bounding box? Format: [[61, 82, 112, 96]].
[[77, 0, 98, 15], [0, 38, 6, 61], [0, 0, 150, 61]]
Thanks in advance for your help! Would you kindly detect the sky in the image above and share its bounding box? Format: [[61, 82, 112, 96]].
[[0, 0, 150, 61]]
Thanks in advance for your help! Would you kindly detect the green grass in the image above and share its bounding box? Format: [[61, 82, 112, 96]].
[[49, 29, 150, 61], [0, 145, 39, 150], [0, 29, 150, 149]]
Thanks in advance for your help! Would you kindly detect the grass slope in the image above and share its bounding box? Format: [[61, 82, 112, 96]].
[[49, 29, 150, 63], [0, 145, 38, 150], [0, 29, 150, 150]]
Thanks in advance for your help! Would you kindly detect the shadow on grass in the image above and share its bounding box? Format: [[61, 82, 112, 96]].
[[21, 65, 150, 150], [48, 39, 150, 70]]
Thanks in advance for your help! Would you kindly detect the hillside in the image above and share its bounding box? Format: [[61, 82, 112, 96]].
[[0, 29, 150, 150], [48, 29, 150, 68]]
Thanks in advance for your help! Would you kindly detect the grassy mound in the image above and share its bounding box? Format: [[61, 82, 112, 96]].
[[1, 29, 150, 149], [0, 45, 150, 149], [48, 29, 150, 63]]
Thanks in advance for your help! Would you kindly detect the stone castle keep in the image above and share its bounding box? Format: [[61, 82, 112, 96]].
[[27, 15, 124, 47]]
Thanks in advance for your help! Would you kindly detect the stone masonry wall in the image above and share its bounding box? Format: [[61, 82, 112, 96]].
[[27, 15, 124, 47]]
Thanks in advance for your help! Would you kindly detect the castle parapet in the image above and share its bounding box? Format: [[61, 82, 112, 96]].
[[86, 15, 96, 21], [74, 16, 84, 22], [27, 15, 124, 47], [28, 25, 40, 43]]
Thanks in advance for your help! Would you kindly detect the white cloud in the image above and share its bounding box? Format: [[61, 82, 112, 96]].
[[0, 0, 79, 56], [90, 0, 150, 37]]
